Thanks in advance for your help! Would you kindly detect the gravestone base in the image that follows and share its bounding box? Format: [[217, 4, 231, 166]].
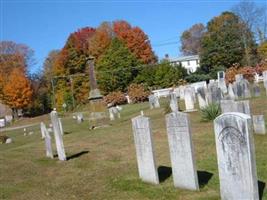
[[88, 99, 109, 128], [183, 109, 197, 113]]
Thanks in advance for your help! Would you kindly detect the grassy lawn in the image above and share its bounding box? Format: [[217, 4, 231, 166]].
[[0, 89, 267, 200]]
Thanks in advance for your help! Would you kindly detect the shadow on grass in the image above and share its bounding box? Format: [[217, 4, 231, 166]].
[[64, 131, 72, 135], [258, 180, 266, 200], [67, 150, 89, 160], [197, 170, 213, 188], [158, 166, 172, 183]]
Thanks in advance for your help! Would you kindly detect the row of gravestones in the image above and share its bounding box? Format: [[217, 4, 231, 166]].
[[131, 111, 264, 199], [40, 110, 67, 161], [149, 71, 267, 113], [220, 99, 266, 134]]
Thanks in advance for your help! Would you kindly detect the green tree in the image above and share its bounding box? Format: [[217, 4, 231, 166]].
[[153, 61, 187, 88], [97, 38, 139, 93], [200, 12, 256, 75]]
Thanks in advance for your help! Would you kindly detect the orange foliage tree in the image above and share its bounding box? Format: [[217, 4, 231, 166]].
[[225, 64, 256, 83], [3, 68, 33, 117], [113, 20, 156, 64]]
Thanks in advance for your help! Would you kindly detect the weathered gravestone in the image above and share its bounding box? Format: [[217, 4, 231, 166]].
[[169, 93, 178, 112], [234, 78, 251, 99], [235, 74, 243, 82], [184, 87, 195, 111], [217, 71, 227, 94], [220, 100, 250, 115], [40, 122, 46, 139], [40, 122, 53, 159], [253, 115, 266, 135], [263, 70, 267, 94], [131, 115, 159, 184], [214, 113, 259, 200], [207, 82, 223, 104], [50, 111, 66, 161], [108, 106, 121, 121], [227, 83, 235, 100], [58, 118, 64, 135], [77, 113, 84, 123], [148, 94, 160, 109], [197, 87, 208, 109], [252, 83, 261, 97], [165, 112, 199, 190]]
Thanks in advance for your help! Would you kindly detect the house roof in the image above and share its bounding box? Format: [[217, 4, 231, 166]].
[[169, 55, 199, 62]]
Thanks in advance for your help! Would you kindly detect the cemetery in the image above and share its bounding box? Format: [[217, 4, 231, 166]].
[[0, 79, 267, 199], [1, 1, 267, 199]]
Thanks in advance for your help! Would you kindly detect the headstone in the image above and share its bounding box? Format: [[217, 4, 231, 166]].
[[220, 100, 250, 115], [77, 113, 84, 123], [217, 71, 227, 94], [40, 122, 46, 139], [5, 138, 12, 144], [214, 112, 259, 200], [197, 87, 208, 109], [252, 83, 261, 97], [58, 118, 64, 135], [131, 115, 159, 184], [41, 122, 54, 158], [108, 106, 121, 121], [227, 83, 235, 100], [165, 112, 199, 190], [184, 87, 195, 111], [50, 111, 66, 161], [207, 82, 223, 104], [235, 74, 243, 82], [178, 85, 186, 100], [235, 78, 251, 98], [4, 115, 12, 124], [253, 115, 266, 135], [148, 94, 160, 109], [263, 71, 267, 94], [169, 93, 178, 112], [0, 119, 5, 128]]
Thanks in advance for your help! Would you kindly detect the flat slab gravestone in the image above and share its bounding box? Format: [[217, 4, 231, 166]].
[[50, 111, 66, 161], [214, 112, 259, 200], [166, 112, 199, 190], [131, 115, 159, 184], [184, 87, 195, 111], [220, 100, 250, 115], [58, 118, 64, 135], [197, 87, 208, 109], [253, 115, 266, 134]]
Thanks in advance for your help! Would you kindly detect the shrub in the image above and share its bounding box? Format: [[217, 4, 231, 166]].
[[225, 65, 256, 83], [0, 135, 8, 144], [103, 91, 127, 105], [200, 103, 221, 122], [127, 83, 149, 103]]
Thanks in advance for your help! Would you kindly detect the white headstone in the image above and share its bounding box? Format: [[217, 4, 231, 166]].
[[253, 115, 266, 135], [58, 118, 64, 135], [184, 87, 195, 111], [50, 111, 66, 161], [217, 71, 227, 94], [197, 87, 208, 109], [214, 112, 259, 200], [263, 71, 267, 94], [41, 122, 54, 158], [169, 93, 178, 112], [40, 122, 46, 139], [131, 115, 159, 184], [227, 83, 235, 100], [77, 113, 83, 123], [166, 112, 199, 190], [0, 119, 5, 128]]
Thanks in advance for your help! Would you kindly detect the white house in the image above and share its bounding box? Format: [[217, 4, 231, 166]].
[[169, 55, 200, 73]]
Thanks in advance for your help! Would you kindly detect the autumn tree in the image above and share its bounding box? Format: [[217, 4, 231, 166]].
[[89, 22, 113, 63], [258, 41, 267, 60], [180, 23, 206, 55], [113, 20, 157, 64], [3, 68, 33, 118], [97, 38, 139, 93], [200, 12, 255, 76]]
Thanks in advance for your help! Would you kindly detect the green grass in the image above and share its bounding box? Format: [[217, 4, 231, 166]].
[[0, 88, 267, 200]]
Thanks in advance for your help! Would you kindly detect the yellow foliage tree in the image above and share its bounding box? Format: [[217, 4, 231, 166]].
[[3, 68, 33, 117]]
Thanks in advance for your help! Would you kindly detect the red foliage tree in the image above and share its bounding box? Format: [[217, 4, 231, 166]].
[[113, 20, 156, 64]]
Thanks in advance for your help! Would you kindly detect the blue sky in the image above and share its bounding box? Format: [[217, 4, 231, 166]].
[[1, 0, 266, 73]]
